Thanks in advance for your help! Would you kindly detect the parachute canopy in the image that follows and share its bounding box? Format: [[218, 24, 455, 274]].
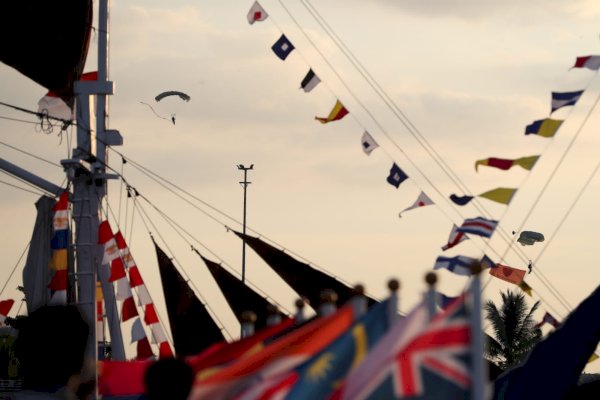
[[155, 91, 190, 102], [517, 231, 545, 246]]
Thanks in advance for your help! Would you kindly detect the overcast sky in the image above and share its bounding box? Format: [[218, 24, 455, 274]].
[[1, 0, 599, 367]]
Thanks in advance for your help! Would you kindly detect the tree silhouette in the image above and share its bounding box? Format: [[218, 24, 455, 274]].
[[484, 289, 542, 370]]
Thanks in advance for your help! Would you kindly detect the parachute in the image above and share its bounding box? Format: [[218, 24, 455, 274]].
[[517, 231, 545, 246], [154, 91, 190, 102]]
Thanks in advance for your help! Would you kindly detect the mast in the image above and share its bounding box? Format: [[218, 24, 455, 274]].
[[65, 0, 124, 362]]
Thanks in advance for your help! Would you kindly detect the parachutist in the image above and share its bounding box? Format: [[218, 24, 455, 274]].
[[528, 260, 533, 274], [171, 115, 176, 125]]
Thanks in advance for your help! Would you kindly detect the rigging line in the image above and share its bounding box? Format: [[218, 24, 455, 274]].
[[0, 170, 55, 197], [0, 242, 30, 298], [535, 158, 600, 266], [132, 193, 234, 341], [0, 115, 44, 125], [292, 0, 581, 313], [0, 100, 73, 125], [136, 193, 294, 316], [98, 198, 175, 348], [0, 178, 47, 197], [271, 0, 539, 272], [117, 158, 125, 228], [0, 140, 62, 167]]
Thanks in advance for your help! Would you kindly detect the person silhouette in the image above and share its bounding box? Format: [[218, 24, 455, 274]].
[[11, 305, 89, 399], [144, 358, 194, 400]]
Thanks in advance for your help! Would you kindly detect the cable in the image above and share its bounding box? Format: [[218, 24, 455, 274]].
[[0, 242, 30, 298]]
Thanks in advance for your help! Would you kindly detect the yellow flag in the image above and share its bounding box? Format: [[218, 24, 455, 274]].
[[588, 353, 599, 363], [518, 280, 533, 296], [48, 249, 68, 270], [514, 155, 539, 170], [478, 187, 517, 205], [315, 100, 349, 124]]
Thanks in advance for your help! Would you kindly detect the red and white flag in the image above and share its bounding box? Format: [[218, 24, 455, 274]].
[[572, 55, 600, 71], [399, 191, 433, 217], [441, 224, 469, 251], [247, 1, 268, 24], [0, 300, 14, 324]]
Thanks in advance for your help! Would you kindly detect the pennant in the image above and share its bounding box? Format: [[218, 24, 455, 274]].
[[122, 296, 139, 322], [535, 312, 560, 329], [136, 337, 154, 360], [159, 342, 174, 359], [150, 324, 169, 344], [247, 1, 268, 24], [271, 34, 295, 60], [37, 72, 97, 120], [457, 216, 498, 238], [48, 249, 68, 270], [144, 304, 159, 325], [475, 155, 539, 171], [489, 263, 526, 285], [300, 69, 320, 92], [478, 187, 517, 205], [131, 318, 146, 343], [233, 231, 378, 309], [315, 99, 348, 124], [551, 90, 584, 113], [198, 252, 288, 331], [589, 353, 599, 364], [525, 118, 563, 137], [154, 242, 225, 356], [360, 130, 378, 155], [572, 55, 600, 71], [441, 224, 469, 251], [386, 163, 408, 188], [450, 194, 474, 206], [399, 191, 433, 217], [518, 280, 533, 296], [433, 255, 478, 276]]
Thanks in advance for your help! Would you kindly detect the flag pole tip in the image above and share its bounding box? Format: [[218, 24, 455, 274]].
[[425, 272, 437, 287], [351, 284, 365, 296], [387, 278, 400, 292], [295, 297, 307, 310], [240, 310, 257, 323], [470, 262, 484, 275]]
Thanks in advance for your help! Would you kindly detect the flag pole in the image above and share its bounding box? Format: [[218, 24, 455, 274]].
[[237, 164, 253, 284], [424, 272, 437, 321], [470, 263, 487, 400]]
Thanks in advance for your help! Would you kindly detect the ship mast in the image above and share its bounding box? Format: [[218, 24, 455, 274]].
[[64, 0, 125, 362]]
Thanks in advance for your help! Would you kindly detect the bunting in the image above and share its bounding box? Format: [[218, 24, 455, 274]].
[[475, 155, 539, 171], [525, 118, 563, 137], [300, 69, 320, 92], [488, 263, 526, 285], [478, 187, 517, 205], [48, 191, 70, 305], [271, 34, 294, 60], [457, 216, 498, 238], [0, 300, 14, 325], [360, 130, 378, 155], [441, 224, 469, 251], [315, 99, 348, 124], [535, 312, 560, 329], [247, 1, 268, 24], [572, 55, 600, 71], [518, 280, 533, 296], [399, 191, 433, 217], [450, 194, 473, 206], [386, 163, 408, 188], [433, 255, 478, 276], [551, 90, 584, 113]]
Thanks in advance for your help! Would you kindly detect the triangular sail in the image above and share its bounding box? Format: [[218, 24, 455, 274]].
[[194, 249, 287, 331], [233, 231, 378, 309], [153, 241, 224, 356]]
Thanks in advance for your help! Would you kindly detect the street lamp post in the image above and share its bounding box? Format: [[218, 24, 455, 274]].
[[237, 164, 253, 284]]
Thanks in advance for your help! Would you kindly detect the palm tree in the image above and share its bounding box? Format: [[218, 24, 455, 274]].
[[484, 289, 542, 370]]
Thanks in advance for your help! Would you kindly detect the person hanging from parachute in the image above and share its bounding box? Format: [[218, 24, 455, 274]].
[[141, 90, 190, 125]]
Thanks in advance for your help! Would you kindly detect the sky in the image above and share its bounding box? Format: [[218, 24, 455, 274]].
[[0, 0, 599, 369]]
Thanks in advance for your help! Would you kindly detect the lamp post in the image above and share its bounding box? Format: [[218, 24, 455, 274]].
[[237, 164, 253, 284]]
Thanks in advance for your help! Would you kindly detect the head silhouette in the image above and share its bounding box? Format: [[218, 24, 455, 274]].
[[15, 305, 89, 391], [144, 358, 194, 400]]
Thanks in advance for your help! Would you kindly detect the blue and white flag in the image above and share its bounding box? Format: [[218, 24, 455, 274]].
[[433, 255, 479, 276], [271, 34, 295, 60], [386, 163, 408, 188], [551, 90, 584, 113], [457, 216, 498, 238], [361, 130, 378, 155]]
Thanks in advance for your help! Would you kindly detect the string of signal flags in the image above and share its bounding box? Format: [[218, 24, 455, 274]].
[[246, 1, 600, 356]]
